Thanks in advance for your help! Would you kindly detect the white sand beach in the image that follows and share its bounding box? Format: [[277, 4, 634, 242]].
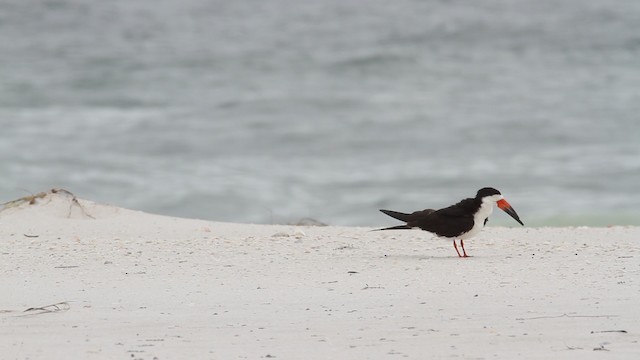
[[1, 191, 639, 359]]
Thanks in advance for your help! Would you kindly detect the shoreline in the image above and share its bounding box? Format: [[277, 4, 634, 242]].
[[1, 191, 639, 359]]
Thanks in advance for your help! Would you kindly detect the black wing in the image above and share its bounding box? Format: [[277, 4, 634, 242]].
[[433, 198, 478, 218], [411, 198, 477, 237]]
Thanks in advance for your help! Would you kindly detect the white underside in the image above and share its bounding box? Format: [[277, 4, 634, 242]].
[[457, 194, 502, 240]]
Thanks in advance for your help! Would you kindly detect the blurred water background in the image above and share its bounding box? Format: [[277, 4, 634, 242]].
[[1, 0, 639, 226]]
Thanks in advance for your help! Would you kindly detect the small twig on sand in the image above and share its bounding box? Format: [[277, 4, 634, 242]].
[[361, 284, 385, 290], [23, 302, 70, 315], [564, 344, 583, 351], [51, 189, 94, 219], [516, 313, 618, 321], [591, 330, 627, 334], [70, 197, 94, 219]]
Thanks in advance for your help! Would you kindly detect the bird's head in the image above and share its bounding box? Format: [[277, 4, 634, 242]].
[[476, 187, 524, 226]]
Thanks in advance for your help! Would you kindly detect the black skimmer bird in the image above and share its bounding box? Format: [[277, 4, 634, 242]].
[[377, 187, 523, 257]]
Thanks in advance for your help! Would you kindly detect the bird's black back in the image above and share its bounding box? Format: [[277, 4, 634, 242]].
[[380, 197, 482, 238], [412, 198, 480, 237]]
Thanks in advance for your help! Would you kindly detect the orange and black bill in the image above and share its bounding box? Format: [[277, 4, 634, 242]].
[[497, 199, 524, 226]]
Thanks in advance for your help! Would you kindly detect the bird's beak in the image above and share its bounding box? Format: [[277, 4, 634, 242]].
[[497, 199, 524, 226]]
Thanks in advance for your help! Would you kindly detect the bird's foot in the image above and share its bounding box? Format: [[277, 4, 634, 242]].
[[460, 239, 471, 258], [453, 240, 463, 257]]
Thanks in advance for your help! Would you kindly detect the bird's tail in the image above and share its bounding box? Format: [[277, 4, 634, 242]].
[[379, 209, 413, 222], [373, 224, 413, 231]]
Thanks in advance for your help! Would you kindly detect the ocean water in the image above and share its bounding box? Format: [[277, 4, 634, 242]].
[[1, 0, 639, 226]]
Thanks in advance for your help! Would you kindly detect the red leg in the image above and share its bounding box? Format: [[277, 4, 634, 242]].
[[453, 240, 463, 257], [460, 239, 470, 257]]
